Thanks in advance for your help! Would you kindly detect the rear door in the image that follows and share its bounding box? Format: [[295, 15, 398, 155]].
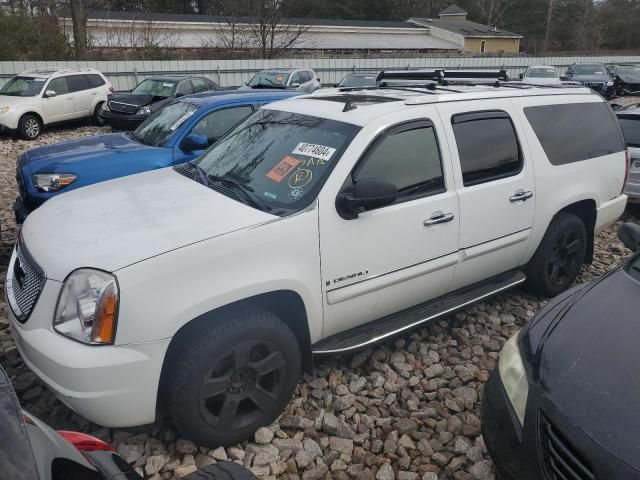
[[66, 75, 92, 117], [438, 101, 535, 289], [617, 114, 640, 197], [41, 77, 75, 123]]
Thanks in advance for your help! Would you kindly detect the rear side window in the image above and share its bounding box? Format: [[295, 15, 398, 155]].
[[617, 116, 640, 148], [86, 74, 105, 88], [66, 75, 90, 92], [192, 78, 210, 93], [452, 111, 522, 187], [352, 121, 445, 203], [524, 103, 625, 165]]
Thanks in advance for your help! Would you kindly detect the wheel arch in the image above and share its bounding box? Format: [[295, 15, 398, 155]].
[[20, 111, 44, 126], [155, 289, 313, 419], [555, 199, 597, 263]]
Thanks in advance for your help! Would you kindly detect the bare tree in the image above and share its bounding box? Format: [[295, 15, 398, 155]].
[[69, 0, 87, 57], [201, 0, 250, 57], [543, 0, 554, 51]]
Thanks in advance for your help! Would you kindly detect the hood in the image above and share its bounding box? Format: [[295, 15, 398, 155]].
[[109, 92, 171, 109], [21, 167, 275, 281], [22, 133, 157, 174], [523, 77, 562, 85], [617, 73, 640, 84], [0, 95, 38, 108], [572, 73, 610, 82], [523, 266, 640, 470]]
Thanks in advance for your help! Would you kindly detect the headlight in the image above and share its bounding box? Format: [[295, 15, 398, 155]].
[[498, 332, 529, 425], [0, 106, 9, 115], [54, 269, 118, 345], [607, 81, 614, 86], [32, 173, 77, 192], [137, 105, 152, 115]]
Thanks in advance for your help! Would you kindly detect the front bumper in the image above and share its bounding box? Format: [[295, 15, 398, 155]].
[[100, 110, 148, 130], [482, 368, 640, 479], [8, 278, 169, 428]]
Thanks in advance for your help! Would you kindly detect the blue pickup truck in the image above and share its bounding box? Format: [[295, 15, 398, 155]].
[[14, 90, 300, 222]]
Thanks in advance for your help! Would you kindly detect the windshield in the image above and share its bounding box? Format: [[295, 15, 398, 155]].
[[617, 65, 640, 74], [339, 75, 377, 88], [247, 71, 289, 88], [0, 76, 46, 97], [133, 101, 197, 147], [574, 64, 606, 75], [132, 78, 177, 97], [193, 109, 360, 213], [527, 67, 557, 78]]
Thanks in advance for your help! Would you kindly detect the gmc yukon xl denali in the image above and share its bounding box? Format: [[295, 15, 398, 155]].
[[6, 80, 628, 447]]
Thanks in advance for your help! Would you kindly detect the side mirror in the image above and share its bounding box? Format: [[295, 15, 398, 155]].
[[336, 178, 398, 219], [44, 90, 56, 98], [518, 73, 524, 80], [618, 222, 640, 251], [560, 75, 569, 81], [290, 82, 301, 88], [180, 133, 209, 151]]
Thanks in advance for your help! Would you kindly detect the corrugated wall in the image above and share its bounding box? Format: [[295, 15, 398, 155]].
[[1, 56, 639, 90]]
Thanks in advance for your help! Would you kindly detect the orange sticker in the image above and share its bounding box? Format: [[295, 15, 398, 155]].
[[276, 76, 284, 81], [266, 156, 300, 182]]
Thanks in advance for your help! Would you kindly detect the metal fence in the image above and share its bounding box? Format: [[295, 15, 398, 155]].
[[2, 55, 640, 90]]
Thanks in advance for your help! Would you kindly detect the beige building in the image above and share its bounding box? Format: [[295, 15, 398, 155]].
[[410, 4, 522, 54]]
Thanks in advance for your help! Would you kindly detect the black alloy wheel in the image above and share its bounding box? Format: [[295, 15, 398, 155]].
[[546, 229, 584, 289]]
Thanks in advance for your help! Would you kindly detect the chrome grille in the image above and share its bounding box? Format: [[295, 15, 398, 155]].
[[108, 101, 137, 114], [539, 414, 595, 480], [6, 241, 46, 323], [583, 81, 605, 91]]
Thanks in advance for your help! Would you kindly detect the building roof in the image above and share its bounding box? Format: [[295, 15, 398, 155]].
[[439, 4, 467, 16], [87, 10, 420, 29], [409, 17, 522, 38]]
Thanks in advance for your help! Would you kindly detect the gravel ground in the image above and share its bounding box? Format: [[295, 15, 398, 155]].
[[0, 101, 639, 480]]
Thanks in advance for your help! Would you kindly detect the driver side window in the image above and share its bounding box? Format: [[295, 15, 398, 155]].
[[191, 106, 254, 146], [289, 72, 303, 85], [47, 77, 69, 95], [348, 121, 445, 209], [176, 80, 194, 97]]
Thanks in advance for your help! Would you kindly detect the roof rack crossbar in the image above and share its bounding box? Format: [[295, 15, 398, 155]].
[[377, 69, 509, 85]]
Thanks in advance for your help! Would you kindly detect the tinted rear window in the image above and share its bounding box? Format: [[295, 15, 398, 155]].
[[524, 103, 625, 165], [86, 74, 105, 88], [618, 116, 640, 148]]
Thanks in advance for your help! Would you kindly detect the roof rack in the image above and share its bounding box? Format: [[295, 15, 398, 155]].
[[377, 69, 509, 85]]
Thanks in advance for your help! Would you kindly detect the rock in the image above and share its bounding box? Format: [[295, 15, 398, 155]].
[[424, 364, 444, 379], [349, 376, 367, 393], [252, 445, 280, 466], [295, 450, 316, 469], [398, 434, 415, 450], [417, 438, 434, 457], [116, 443, 144, 464], [174, 465, 198, 477], [145, 455, 169, 476], [322, 412, 356, 438], [395, 418, 418, 435], [334, 393, 356, 410], [176, 439, 197, 455], [466, 446, 483, 463], [454, 438, 472, 455], [452, 387, 478, 405], [273, 438, 303, 453], [384, 431, 398, 455], [255, 427, 275, 444], [211, 446, 228, 461], [329, 436, 354, 456], [281, 415, 315, 430], [398, 472, 419, 480], [376, 463, 395, 480], [228, 447, 246, 461], [250, 466, 271, 477], [470, 460, 493, 480], [301, 464, 329, 480], [422, 474, 438, 480]]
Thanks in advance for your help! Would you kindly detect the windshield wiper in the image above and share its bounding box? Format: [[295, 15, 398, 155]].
[[207, 174, 269, 211]]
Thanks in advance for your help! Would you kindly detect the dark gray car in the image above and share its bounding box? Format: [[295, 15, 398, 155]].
[[612, 64, 640, 95], [565, 63, 614, 96]]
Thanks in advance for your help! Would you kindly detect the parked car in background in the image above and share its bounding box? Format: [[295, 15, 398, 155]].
[[518, 65, 562, 85], [616, 107, 640, 200], [338, 73, 378, 88], [13, 90, 299, 222], [100, 75, 218, 130], [611, 64, 640, 96], [482, 222, 640, 480], [0, 68, 112, 140], [565, 63, 614, 96], [240, 69, 320, 93], [7, 82, 626, 447]]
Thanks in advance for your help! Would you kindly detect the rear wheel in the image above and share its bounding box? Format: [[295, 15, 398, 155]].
[[168, 310, 301, 447], [92, 102, 105, 126], [184, 462, 257, 480], [527, 212, 587, 296], [18, 114, 42, 140]]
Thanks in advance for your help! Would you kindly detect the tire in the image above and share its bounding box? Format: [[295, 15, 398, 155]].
[[18, 114, 42, 140], [168, 310, 301, 447], [92, 102, 105, 126], [183, 462, 257, 480], [526, 212, 587, 297]]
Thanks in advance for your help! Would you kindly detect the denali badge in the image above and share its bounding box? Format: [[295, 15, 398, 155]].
[[327, 270, 369, 287]]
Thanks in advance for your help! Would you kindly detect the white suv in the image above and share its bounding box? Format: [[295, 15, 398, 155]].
[[7, 81, 627, 447], [0, 68, 112, 139]]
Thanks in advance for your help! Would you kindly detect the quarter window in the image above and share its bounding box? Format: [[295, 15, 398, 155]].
[[452, 111, 522, 186], [619, 116, 640, 148], [191, 106, 254, 145], [66, 75, 90, 92], [351, 121, 445, 205], [192, 78, 210, 93], [524, 103, 625, 165]]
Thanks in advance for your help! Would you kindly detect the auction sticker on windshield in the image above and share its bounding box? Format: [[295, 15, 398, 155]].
[[293, 143, 336, 161], [267, 156, 300, 182], [170, 110, 196, 131]]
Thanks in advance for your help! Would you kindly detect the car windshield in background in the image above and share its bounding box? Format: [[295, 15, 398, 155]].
[[132, 79, 177, 97], [339, 75, 378, 88], [0, 76, 46, 97], [133, 101, 198, 147], [617, 65, 640, 73], [247, 71, 289, 88], [574, 64, 606, 75], [619, 117, 640, 148], [527, 68, 557, 78], [193, 109, 360, 213]]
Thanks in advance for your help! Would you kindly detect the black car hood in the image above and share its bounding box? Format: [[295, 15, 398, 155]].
[[617, 73, 640, 85], [573, 74, 610, 82], [523, 266, 640, 470], [108, 92, 171, 109]]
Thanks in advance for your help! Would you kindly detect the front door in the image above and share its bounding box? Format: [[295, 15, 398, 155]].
[[41, 77, 75, 123], [319, 115, 460, 338], [438, 101, 536, 290]]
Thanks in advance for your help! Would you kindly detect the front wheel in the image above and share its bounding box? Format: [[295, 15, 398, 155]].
[[526, 212, 587, 297], [18, 114, 42, 140], [168, 310, 301, 447]]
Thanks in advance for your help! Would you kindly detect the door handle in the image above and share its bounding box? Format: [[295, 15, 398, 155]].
[[509, 190, 533, 202], [424, 212, 454, 226], [65, 97, 74, 101], [91, 92, 97, 95]]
